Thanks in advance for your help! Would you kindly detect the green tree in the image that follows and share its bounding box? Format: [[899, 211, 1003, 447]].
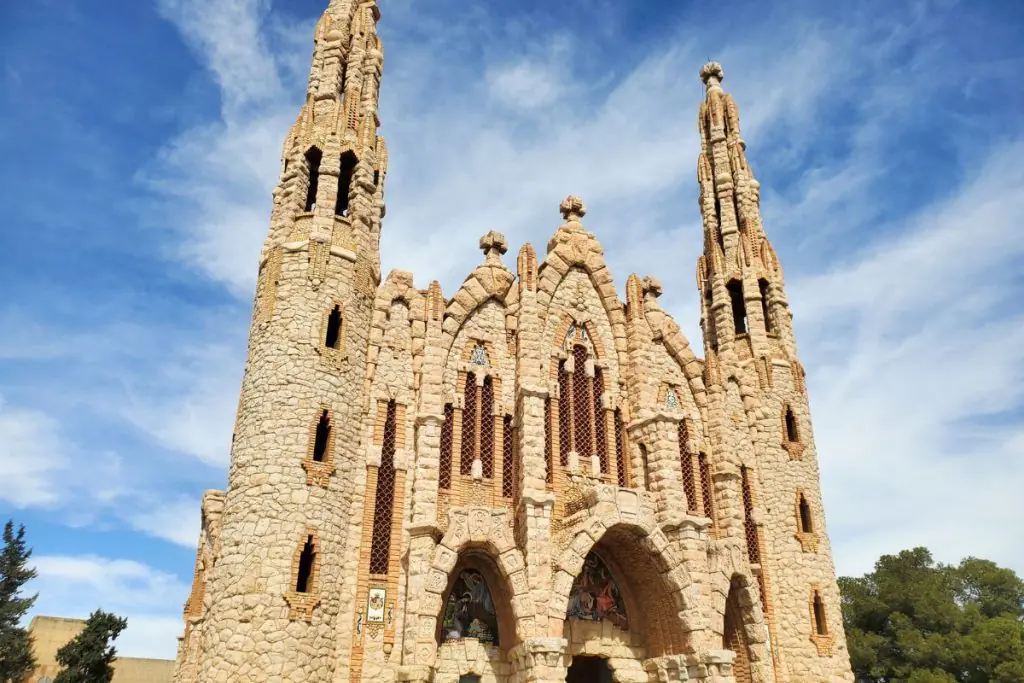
[[0, 520, 38, 683], [53, 610, 127, 683], [840, 547, 1024, 683]]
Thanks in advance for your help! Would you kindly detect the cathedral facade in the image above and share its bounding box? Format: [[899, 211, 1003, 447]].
[[171, 2, 854, 682]]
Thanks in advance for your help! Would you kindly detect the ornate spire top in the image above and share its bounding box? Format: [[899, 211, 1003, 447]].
[[642, 276, 663, 299], [700, 62, 724, 88], [559, 195, 587, 222], [479, 230, 508, 264]]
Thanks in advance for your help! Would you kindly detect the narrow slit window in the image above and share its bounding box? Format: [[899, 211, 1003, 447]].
[[728, 279, 747, 335], [785, 406, 799, 442], [699, 453, 714, 519], [313, 410, 330, 463], [373, 170, 380, 187], [304, 147, 322, 212], [325, 305, 343, 349], [335, 151, 357, 216], [714, 199, 724, 251], [759, 279, 773, 333], [813, 592, 828, 635], [799, 494, 814, 533], [296, 535, 316, 593]]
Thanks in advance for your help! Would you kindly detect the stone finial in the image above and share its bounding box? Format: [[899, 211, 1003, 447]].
[[642, 276, 663, 299], [559, 195, 586, 222], [480, 231, 508, 263], [700, 62, 724, 87]]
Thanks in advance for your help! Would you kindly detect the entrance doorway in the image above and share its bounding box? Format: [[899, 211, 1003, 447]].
[[566, 655, 612, 683]]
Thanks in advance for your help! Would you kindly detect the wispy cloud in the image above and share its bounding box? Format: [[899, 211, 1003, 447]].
[[30, 555, 189, 660], [0, 398, 68, 508]]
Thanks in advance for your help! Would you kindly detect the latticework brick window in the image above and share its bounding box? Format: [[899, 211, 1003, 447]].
[[571, 345, 592, 462], [557, 361, 570, 465], [678, 421, 698, 514], [594, 369, 608, 473], [699, 453, 714, 520], [439, 404, 454, 490], [757, 572, 769, 615], [741, 466, 760, 565], [461, 375, 477, 476], [544, 399, 553, 486], [614, 409, 628, 487], [480, 377, 495, 478], [502, 415, 515, 498], [370, 401, 397, 575]]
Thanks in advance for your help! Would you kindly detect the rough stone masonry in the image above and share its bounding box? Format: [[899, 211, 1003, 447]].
[[171, 2, 856, 682]]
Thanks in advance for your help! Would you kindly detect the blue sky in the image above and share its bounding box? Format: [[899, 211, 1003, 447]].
[[1, 0, 1022, 661]]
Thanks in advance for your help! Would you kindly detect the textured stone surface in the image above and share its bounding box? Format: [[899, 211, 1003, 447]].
[[171, 7, 854, 683]]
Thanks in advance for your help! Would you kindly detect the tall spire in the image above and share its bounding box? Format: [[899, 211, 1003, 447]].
[[696, 62, 793, 365]]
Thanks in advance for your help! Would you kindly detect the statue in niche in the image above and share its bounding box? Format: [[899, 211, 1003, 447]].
[[566, 552, 628, 630], [441, 569, 499, 645]]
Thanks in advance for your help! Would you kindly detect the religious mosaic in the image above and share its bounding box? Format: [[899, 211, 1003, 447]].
[[441, 569, 499, 645], [566, 552, 629, 630]]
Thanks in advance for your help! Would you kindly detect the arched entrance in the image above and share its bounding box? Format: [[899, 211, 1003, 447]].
[[723, 575, 755, 683], [565, 655, 612, 683]]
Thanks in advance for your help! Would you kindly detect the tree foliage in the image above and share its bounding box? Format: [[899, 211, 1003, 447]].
[[0, 520, 38, 683], [840, 547, 1024, 683], [53, 610, 128, 683]]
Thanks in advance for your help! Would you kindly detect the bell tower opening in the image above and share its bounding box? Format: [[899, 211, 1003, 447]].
[[565, 655, 612, 683]]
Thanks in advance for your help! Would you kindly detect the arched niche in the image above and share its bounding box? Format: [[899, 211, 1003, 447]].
[[434, 550, 517, 682]]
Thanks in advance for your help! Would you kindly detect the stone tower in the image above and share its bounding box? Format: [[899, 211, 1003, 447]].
[[172, 4, 855, 683]]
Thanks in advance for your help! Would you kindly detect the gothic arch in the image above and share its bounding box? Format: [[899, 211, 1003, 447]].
[[440, 258, 516, 358], [718, 572, 770, 683], [550, 497, 695, 657]]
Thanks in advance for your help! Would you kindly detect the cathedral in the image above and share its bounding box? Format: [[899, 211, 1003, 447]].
[[171, 2, 855, 682]]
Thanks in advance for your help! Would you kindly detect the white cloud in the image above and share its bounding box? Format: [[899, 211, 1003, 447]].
[[0, 398, 68, 508], [29, 555, 190, 660], [128, 496, 202, 548], [486, 60, 565, 111]]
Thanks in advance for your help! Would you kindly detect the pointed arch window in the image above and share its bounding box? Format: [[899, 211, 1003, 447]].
[[369, 401, 397, 575], [479, 376, 495, 478], [335, 151, 357, 217], [304, 147, 323, 212], [812, 591, 828, 635], [461, 375, 477, 476], [728, 279, 747, 335]]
